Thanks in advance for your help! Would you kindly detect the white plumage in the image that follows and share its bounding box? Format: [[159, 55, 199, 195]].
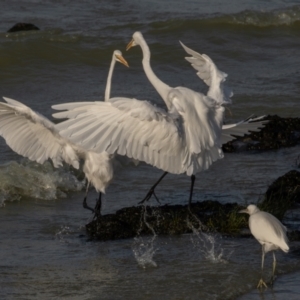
[[0, 96, 113, 194], [0, 50, 129, 196], [221, 115, 267, 144], [0, 97, 79, 169], [239, 204, 289, 288], [53, 98, 185, 174], [54, 34, 230, 178]]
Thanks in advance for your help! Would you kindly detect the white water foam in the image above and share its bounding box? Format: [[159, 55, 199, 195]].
[[0, 159, 85, 206]]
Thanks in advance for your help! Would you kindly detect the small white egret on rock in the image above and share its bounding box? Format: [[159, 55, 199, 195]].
[[239, 204, 289, 289]]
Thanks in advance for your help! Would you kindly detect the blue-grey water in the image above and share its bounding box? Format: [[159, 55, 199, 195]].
[[0, 0, 300, 299]]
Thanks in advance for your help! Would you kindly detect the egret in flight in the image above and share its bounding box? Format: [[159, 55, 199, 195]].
[[0, 50, 128, 216], [53, 34, 265, 209], [239, 204, 289, 288]]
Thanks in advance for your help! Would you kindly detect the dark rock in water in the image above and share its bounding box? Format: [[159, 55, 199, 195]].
[[86, 201, 247, 241], [260, 170, 300, 220], [7, 23, 40, 33], [86, 170, 300, 241], [223, 115, 300, 152], [86, 115, 300, 241]]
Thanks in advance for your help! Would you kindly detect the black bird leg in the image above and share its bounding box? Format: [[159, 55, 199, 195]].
[[82, 182, 101, 218], [188, 175, 196, 210], [139, 171, 168, 204], [93, 192, 102, 219], [83, 196, 96, 213], [83, 193, 102, 219], [83, 182, 94, 212]]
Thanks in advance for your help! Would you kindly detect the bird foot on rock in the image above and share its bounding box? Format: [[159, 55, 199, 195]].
[[83, 197, 101, 219], [257, 278, 268, 289], [138, 189, 161, 205]]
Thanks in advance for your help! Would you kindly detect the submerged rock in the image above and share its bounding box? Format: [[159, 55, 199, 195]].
[[223, 115, 300, 152], [7, 23, 40, 33]]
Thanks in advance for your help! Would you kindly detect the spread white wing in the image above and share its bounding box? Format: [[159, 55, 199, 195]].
[[53, 97, 187, 174], [0, 97, 79, 169], [221, 115, 267, 144], [179, 41, 233, 105]]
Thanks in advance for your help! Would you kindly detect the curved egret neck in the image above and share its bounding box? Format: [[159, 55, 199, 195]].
[[104, 53, 117, 101], [138, 37, 172, 110]]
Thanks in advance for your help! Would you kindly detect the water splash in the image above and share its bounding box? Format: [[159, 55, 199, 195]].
[[132, 205, 158, 269], [132, 235, 158, 269], [190, 229, 227, 263], [55, 225, 71, 243], [187, 213, 232, 264]]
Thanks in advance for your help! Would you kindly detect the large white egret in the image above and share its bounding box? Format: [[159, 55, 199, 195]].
[[126, 31, 266, 205], [239, 204, 289, 288], [0, 50, 128, 215], [52, 36, 265, 208]]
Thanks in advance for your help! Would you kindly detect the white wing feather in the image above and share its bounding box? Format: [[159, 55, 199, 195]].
[[0, 97, 79, 169], [53, 98, 188, 174], [221, 116, 268, 144], [0, 97, 115, 193], [179, 41, 233, 105]]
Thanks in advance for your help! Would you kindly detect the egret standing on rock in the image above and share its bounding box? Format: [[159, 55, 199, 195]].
[[126, 31, 266, 205], [239, 204, 289, 288]]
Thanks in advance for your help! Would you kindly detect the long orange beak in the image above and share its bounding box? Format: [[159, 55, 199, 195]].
[[116, 54, 129, 67], [126, 39, 134, 51]]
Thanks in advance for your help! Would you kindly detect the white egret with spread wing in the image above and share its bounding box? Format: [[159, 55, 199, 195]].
[[0, 50, 128, 215], [126, 31, 266, 204], [239, 204, 289, 288]]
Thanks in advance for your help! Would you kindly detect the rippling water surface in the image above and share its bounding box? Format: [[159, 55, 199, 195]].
[[0, 0, 300, 299]]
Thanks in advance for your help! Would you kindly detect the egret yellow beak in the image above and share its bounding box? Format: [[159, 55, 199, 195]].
[[239, 208, 248, 214], [116, 54, 129, 68], [126, 39, 135, 51]]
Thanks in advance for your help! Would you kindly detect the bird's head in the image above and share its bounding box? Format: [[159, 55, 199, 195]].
[[239, 204, 260, 215], [113, 50, 129, 67], [126, 31, 143, 51]]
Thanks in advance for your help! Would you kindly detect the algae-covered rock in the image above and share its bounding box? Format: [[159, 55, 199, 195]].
[[86, 170, 300, 241], [259, 170, 300, 220], [86, 201, 246, 241], [85, 115, 300, 241]]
